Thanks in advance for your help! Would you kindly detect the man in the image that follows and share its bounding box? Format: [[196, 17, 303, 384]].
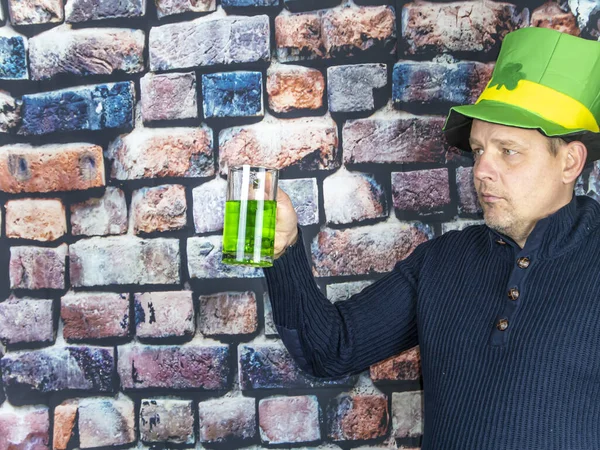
[[263, 27, 600, 449]]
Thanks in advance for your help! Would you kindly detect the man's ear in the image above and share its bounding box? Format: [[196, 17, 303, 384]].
[[562, 141, 587, 184]]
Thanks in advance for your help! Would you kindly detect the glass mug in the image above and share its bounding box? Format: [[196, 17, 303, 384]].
[[222, 165, 279, 268]]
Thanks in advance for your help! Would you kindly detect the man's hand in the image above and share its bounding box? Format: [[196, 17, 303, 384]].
[[273, 187, 299, 259]]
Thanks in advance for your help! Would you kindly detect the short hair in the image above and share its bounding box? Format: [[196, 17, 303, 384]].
[[548, 136, 566, 156]]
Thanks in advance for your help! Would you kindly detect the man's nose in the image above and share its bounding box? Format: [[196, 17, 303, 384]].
[[473, 151, 497, 182]]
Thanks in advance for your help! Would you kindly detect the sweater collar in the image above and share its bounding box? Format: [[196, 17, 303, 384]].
[[488, 195, 600, 258]]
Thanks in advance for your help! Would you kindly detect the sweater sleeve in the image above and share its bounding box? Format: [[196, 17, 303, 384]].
[[263, 226, 430, 379]]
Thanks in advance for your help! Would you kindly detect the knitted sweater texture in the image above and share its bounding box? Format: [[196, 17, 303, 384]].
[[263, 195, 600, 449]]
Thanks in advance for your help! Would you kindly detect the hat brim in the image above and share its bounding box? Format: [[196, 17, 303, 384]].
[[443, 99, 600, 163]]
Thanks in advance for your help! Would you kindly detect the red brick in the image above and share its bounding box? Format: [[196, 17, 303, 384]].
[[219, 115, 338, 173], [392, 391, 423, 438], [53, 401, 77, 450], [0, 143, 105, 194], [267, 64, 325, 113], [343, 111, 448, 164], [0, 296, 54, 344], [259, 395, 320, 444], [131, 184, 187, 234], [140, 399, 194, 444], [8, 0, 62, 25], [70, 187, 128, 236], [327, 393, 388, 440], [456, 166, 482, 215], [392, 168, 451, 214], [198, 291, 257, 336], [198, 397, 256, 443], [370, 346, 421, 382], [134, 291, 194, 339], [402, 1, 528, 55], [140, 72, 198, 122], [9, 244, 67, 290], [5, 198, 66, 241], [61, 292, 130, 341], [29, 27, 145, 80], [323, 167, 387, 225], [118, 343, 228, 390], [532, 2, 580, 36], [106, 126, 214, 180], [0, 406, 49, 450], [311, 222, 431, 277], [78, 395, 135, 448]]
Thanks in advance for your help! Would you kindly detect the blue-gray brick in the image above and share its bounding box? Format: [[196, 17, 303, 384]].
[[222, 0, 278, 7], [19, 82, 135, 136], [0, 35, 28, 80], [202, 71, 263, 119]]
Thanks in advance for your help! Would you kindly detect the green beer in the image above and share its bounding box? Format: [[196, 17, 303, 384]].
[[222, 199, 277, 267]]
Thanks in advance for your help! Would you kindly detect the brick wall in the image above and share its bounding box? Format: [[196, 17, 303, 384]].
[[0, 0, 599, 448]]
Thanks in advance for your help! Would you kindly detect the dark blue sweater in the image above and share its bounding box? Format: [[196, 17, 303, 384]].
[[263, 195, 600, 449]]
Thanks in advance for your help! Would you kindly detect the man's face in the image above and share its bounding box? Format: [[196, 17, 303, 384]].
[[469, 119, 569, 244]]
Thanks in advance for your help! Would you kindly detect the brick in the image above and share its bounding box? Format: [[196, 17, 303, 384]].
[[456, 166, 482, 215], [392, 61, 495, 107], [238, 340, 354, 389], [0, 143, 105, 194], [223, 0, 278, 7], [30, 27, 144, 81], [370, 346, 421, 382], [0, 297, 54, 345], [323, 168, 387, 225], [263, 293, 277, 336], [198, 397, 256, 443], [327, 393, 388, 440], [149, 15, 270, 71], [202, 71, 263, 119], [106, 126, 214, 180], [131, 184, 187, 234], [311, 221, 432, 277], [198, 291, 257, 336], [134, 291, 194, 339], [141, 72, 197, 123], [0, 406, 49, 450], [140, 399, 194, 444], [392, 168, 451, 214], [326, 281, 374, 303], [219, 115, 338, 173], [0, 90, 21, 133], [402, 2, 528, 55], [192, 177, 227, 233], [1, 346, 114, 394], [327, 64, 387, 113], [118, 343, 228, 390], [0, 34, 28, 80], [61, 292, 130, 341], [573, 0, 600, 37], [8, 0, 62, 24], [187, 236, 263, 279], [343, 111, 448, 164], [275, 5, 395, 61], [441, 219, 484, 234], [78, 395, 135, 448], [259, 395, 320, 444], [267, 64, 324, 113], [65, 0, 145, 22], [391, 391, 423, 438], [20, 82, 135, 136], [70, 187, 128, 236], [156, 0, 214, 18], [70, 236, 180, 287], [53, 401, 77, 450], [9, 244, 67, 290], [283, 0, 339, 12], [588, 160, 600, 201], [6, 198, 66, 241], [532, 2, 580, 35], [279, 178, 319, 226]]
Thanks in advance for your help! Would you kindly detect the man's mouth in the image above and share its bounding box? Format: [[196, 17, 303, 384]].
[[479, 192, 503, 203]]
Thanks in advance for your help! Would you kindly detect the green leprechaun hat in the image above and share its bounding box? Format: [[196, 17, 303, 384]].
[[443, 27, 600, 163]]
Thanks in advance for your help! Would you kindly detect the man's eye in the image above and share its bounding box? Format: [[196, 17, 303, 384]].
[[472, 148, 483, 156], [503, 148, 517, 155]]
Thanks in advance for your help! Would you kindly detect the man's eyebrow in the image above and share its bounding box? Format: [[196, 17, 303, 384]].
[[468, 137, 526, 148]]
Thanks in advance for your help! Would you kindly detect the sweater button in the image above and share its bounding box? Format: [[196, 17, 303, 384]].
[[496, 238, 506, 245], [517, 257, 530, 269], [508, 288, 520, 301], [497, 319, 509, 331]]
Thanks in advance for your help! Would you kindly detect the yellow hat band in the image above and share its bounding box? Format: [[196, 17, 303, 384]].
[[476, 79, 600, 133]]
